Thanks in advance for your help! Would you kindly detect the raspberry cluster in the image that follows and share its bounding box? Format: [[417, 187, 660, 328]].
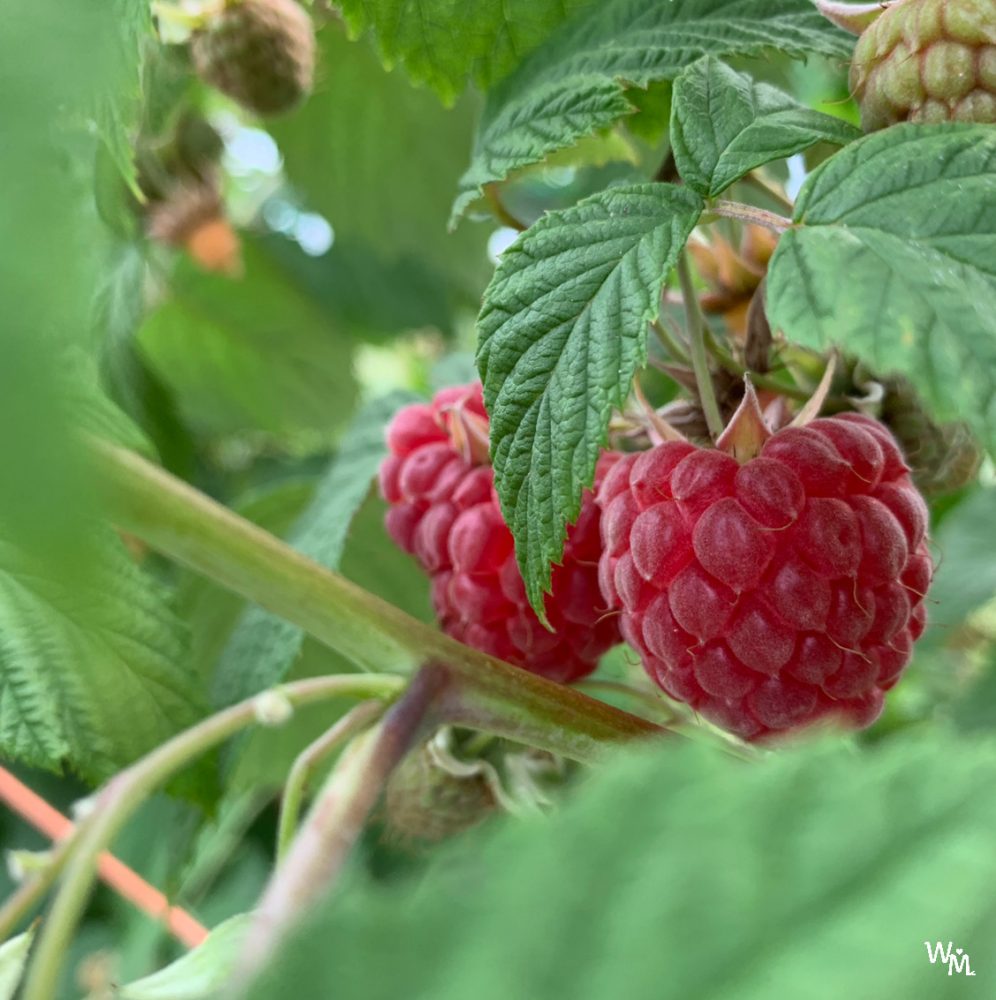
[[597, 414, 931, 741], [380, 384, 618, 683]]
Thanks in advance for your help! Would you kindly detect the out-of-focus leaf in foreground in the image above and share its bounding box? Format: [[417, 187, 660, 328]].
[[252, 732, 996, 998]]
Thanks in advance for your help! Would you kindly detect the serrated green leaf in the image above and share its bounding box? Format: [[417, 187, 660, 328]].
[[670, 56, 860, 196], [95, 241, 195, 476], [270, 25, 490, 304], [477, 183, 703, 615], [452, 0, 853, 222], [0, 928, 34, 1000], [251, 732, 996, 999], [767, 123, 996, 447], [138, 241, 358, 443], [338, 0, 594, 104], [60, 349, 156, 460], [119, 914, 250, 1000], [0, 530, 203, 782], [212, 392, 419, 708], [93, 0, 150, 200]]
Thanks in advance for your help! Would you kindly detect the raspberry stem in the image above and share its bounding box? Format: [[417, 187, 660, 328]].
[[706, 201, 793, 234], [677, 252, 725, 439], [275, 699, 387, 861], [17, 672, 405, 1000], [652, 316, 691, 364], [484, 182, 527, 231], [237, 666, 450, 987], [91, 440, 662, 758]]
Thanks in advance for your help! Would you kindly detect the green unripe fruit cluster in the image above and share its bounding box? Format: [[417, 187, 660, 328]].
[[851, 0, 996, 130], [383, 742, 497, 850]]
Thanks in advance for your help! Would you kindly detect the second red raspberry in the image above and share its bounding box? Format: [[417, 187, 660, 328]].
[[597, 414, 932, 741], [380, 384, 619, 683]]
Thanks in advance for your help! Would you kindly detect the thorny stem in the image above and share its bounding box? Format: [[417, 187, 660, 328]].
[[706, 200, 793, 233], [235, 666, 449, 990], [275, 700, 387, 862], [19, 674, 405, 1000], [676, 252, 725, 439]]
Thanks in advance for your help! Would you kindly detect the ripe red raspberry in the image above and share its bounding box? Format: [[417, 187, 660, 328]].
[[597, 414, 932, 741], [380, 384, 619, 683]]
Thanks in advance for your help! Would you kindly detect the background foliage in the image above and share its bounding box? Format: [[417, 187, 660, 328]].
[[0, 0, 994, 996]]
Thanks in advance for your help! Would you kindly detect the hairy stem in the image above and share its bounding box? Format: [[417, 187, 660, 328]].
[[275, 700, 386, 862], [706, 200, 793, 233], [676, 253, 724, 439], [651, 317, 691, 365], [236, 666, 449, 988], [92, 442, 663, 760], [20, 674, 404, 1000]]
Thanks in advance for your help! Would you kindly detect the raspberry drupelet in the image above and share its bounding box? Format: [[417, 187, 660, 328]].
[[380, 383, 619, 683], [597, 413, 932, 741]]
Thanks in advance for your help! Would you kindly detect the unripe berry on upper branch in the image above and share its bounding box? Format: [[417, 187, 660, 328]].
[[191, 0, 316, 117], [821, 0, 996, 130]]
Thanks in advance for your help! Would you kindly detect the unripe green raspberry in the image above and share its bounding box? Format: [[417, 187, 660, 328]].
[[383, 742, 497, 850], [850, 0, 996, 131], [191, 0, 315, 117]]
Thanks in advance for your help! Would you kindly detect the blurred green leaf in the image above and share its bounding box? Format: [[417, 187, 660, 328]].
[[0, 3, 149, 568], [951, 644, 996, 732], [138, 241, 358, 441], [453, 0, 853, 221], [95, 242, 196, 476], [670, 56, 859, 197], [478, 183, 703, 614], [120, 914, 250, 1000], [338, 0, 594, 104], [767, 124, 996, 447], [270, 25, 491, 303], [0, 928, 34, 1000], [212, 392, 419, 709], [252, 732, 996, 998], [94, 0, 151, 199], [929, 487, 996, 628], [257, 232, 455, 342], [0, 530, 203, 782]]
